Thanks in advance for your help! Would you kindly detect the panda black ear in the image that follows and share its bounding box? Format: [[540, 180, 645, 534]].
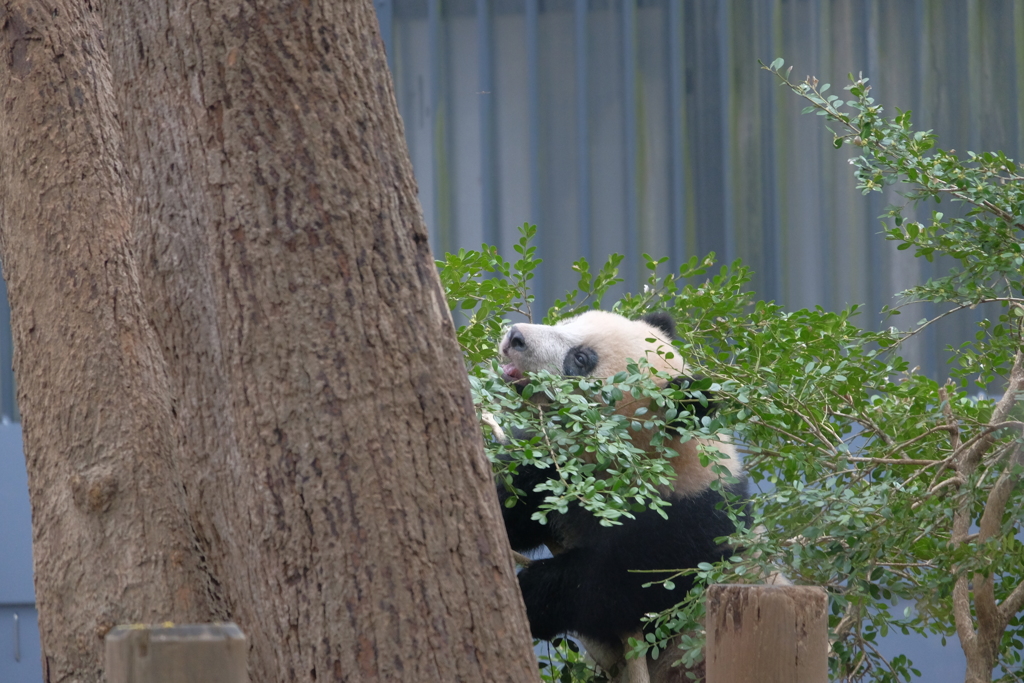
[[667, 376, 717, 422], [640, 312, 677, 340]]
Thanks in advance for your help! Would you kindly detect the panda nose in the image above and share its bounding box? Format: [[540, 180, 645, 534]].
[[508, 326, 526, 351]]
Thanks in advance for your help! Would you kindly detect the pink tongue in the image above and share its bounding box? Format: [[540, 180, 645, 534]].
[[502, 364, 523, 380]]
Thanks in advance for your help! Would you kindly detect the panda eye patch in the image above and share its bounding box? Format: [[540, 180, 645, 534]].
[[563, 346, 598, 376]]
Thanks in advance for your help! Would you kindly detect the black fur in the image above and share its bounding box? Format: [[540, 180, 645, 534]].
[[640, 311, 677, 339], [666, 376, 717, 423], [497, 312, 746, 646], [501, 467, 746, 645]]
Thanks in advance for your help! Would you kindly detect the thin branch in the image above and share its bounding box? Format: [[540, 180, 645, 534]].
[[925, 475, 963, 497], [832, 603, 861, 641], [999, 663, 1024, 683], [999, 577, 1024, 628], [748, 420, 839, 462], [962, 351, 1024, 471], [992, 443, 1024, 627], [859, 637, 903, 681], [767, 65, 1024, 231], [844, 456, 945, 467], [981, 198, 1017, 224], [940, 384, 961, 452], [884, 424, 959, 461], [827, 406, 897, 447], [793, 406, 841, 455], [901, 301, 987, 341], [949, 420, 1024, 476]]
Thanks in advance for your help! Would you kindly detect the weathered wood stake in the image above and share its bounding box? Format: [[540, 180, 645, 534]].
[[706, 584, 828, 683], [105, 622, 248, 683]]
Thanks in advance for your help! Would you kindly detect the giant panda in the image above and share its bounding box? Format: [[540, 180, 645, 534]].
[[495, 310, 747, 679]]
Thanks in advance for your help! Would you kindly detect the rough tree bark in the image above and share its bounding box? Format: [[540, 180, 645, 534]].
[[0, 1, 537, 681], [0, 3, 223, 680]]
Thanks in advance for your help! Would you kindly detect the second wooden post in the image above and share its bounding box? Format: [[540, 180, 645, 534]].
[[706, 584, 828, 683]]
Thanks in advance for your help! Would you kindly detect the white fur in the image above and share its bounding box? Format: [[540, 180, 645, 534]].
[[501, 310, 680, 378], [499, 311, 743, 489]]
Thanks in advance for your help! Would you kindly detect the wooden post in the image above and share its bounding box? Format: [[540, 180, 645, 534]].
[[706, 584, 828, 683], [105, 623, 248, 683]]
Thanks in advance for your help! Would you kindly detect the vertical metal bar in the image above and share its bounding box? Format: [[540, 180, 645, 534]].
[[526, 0, 543, 310], [622, 0, 638, 288], [719, 0, 734, 265], [813, 1, 831, 310], [668, 0, 686, 271], [865, 0, 883, 327], [428, 0, 449, 252], [526, 0, 541, 228], [967, 0, 982, 154], [1017, 0, 1024, 157], [575, 0, 591, 264], [911, 0, 936, 379], [478, 0, 498, 249], [13, 612, 20, 662], [758, 0, 780, 302], [373, 0, 394, 74]]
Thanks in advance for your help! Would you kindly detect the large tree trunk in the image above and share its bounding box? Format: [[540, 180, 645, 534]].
[[0, 3, 225, 680], [0, 1, 536, 681]]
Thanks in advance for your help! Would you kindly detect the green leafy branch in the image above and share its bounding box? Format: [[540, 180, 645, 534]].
[[763, 58, 1024, 390]]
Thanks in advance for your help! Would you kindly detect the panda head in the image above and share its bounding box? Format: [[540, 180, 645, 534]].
[[499, 309, 740, 494], [499, 310, 683, 383]]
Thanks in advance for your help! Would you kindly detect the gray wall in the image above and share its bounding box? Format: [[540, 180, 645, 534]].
[[0, 426, 41, 683], [376, 0, 1024, 381]]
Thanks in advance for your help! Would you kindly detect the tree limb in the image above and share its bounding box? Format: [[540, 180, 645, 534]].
[[939, 384, 960, 452], [953, 575, 977, 655], [951, 351, 1024, 673], [999, 575, 1024, 627], [962, 351, 1024, 470], [992, 442, 1024, 627]]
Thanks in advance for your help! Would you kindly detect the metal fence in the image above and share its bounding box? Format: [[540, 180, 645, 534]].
[[374, 0, 1024, 381]]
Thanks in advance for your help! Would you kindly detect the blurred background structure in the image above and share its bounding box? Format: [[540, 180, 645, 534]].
[[377, 0, 1023, 381], [3, 2, 1024, 680]]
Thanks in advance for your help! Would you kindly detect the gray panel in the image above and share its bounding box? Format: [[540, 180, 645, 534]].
[[373, 0, 395, 72], [574, 0, 591, 264], [479, 0, 501, 249], [0, 607, 42, 683], [0, 425, 39, 683], [684, 0, 730, 264], [589, 0, 627, 287], [385, 0, 1023, 380], [0, 426, 32, 605], [448, 11, 486, 250], [775, 0, 826, 312], [538, 8, 582, 305], [635, 0, 673, 267], [494, 10, 533, 253]]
